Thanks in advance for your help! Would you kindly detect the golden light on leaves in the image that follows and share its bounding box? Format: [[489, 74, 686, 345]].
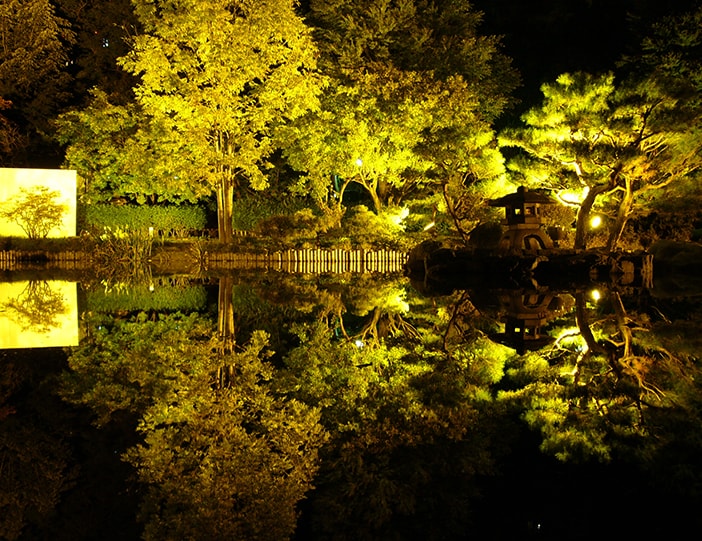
[[555, 189, 584, 207]]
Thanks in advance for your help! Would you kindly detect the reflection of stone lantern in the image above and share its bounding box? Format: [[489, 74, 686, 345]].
[[491, 287, 571, 354], [489, 186, 555, 253]]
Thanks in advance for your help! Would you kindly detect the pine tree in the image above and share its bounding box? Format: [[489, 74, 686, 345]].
[[500, 71, 702, 250]]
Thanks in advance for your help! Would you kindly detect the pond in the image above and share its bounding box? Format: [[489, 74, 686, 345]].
[[2, 250, 702, 540]]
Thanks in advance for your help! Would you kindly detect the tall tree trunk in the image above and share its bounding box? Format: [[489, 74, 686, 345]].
[[217, 178, 234, 244], [355, 176, 383, 213], [574, 184, 609, 250], [366, 185, 382, 214], [216, 275, 236, 388], [442, 182, 471, 243], [607, 178, 635, 251], [337, 176, 352, 217], [575, 291, 604, 354]]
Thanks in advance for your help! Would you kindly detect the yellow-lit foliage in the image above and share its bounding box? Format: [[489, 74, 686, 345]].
[[117, 0, 323, 241], [500, 70, 702, 250]]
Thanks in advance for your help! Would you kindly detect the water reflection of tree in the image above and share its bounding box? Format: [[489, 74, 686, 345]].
[[407, 281, 702, 475], [57, 273, 702, 538], [335, 279, 421, 347], [277, 320, 501, 539], [226, 273, 414, 352], [2, 280, 67, 333], [500, 285, 702, 462], [63, 312, 325, 540]]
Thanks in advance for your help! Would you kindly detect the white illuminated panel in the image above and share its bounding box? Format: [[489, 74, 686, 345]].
[[0, 168, 77, 237]]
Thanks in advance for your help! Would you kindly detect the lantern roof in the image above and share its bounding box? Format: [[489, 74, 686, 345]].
[[488, 186, 555, 207]]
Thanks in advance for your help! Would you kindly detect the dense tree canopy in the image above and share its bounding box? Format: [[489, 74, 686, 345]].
[[62, 312, 326, 540], [122, 0, 323, 241], [56, 89, 214, 204], [278, 0, 517, 219], [0, 0, 74, 165], [59, 0, 323, 240]]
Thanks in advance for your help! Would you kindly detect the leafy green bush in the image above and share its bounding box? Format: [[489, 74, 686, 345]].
[[255, 208, 326, 244], [83, 204, 206, 237], [231, 195, 312, 230], [341, 205, 410, 248]]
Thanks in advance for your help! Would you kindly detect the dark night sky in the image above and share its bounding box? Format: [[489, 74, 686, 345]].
[[471, 0, 701, 110]]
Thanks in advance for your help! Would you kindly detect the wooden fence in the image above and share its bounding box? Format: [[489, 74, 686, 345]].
[[0, 250, 90, 271], [0, 248, 408, 274], [205, 248, 408, 274]]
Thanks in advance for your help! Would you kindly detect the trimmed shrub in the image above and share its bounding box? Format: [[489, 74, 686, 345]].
[[341, 205, 409, 249], [255, 208, 325, 244], [83, 204, 207, 237]]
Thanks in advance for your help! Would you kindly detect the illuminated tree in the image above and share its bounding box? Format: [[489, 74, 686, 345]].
[[276, 322, 463, 537], [500, 71, 702, 250], [126, 332, 325, 541], [278, 0, 516, 218], [0, 186, 67, 238], [63, 313, 325, 540], [496, 285, 702, 464], [116, 0, 323, 242], [56, 89, 213, 204]]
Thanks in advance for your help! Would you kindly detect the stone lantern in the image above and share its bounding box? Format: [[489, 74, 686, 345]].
[[489, 186, 555, 253]]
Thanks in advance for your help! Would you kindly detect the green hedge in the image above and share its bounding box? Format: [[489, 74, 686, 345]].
[[83, 204, 207, 237]]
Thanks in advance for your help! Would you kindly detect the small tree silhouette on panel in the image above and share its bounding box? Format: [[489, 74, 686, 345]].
[[2, 280, 67, 333], [1, 186, 67, 238]]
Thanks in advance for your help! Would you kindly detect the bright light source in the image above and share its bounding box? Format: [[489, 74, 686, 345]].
[[590, 289, 601, 301], [423, 221, 435, 231], [390, 207, 410, 226], [355, 158, 363, 167], [556, 190, 581, 206], [590, 215, 602, 228], [354, 339, 364, 348]]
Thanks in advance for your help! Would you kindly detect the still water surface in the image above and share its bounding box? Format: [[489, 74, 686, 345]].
[[2, 265, 702, 540]]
